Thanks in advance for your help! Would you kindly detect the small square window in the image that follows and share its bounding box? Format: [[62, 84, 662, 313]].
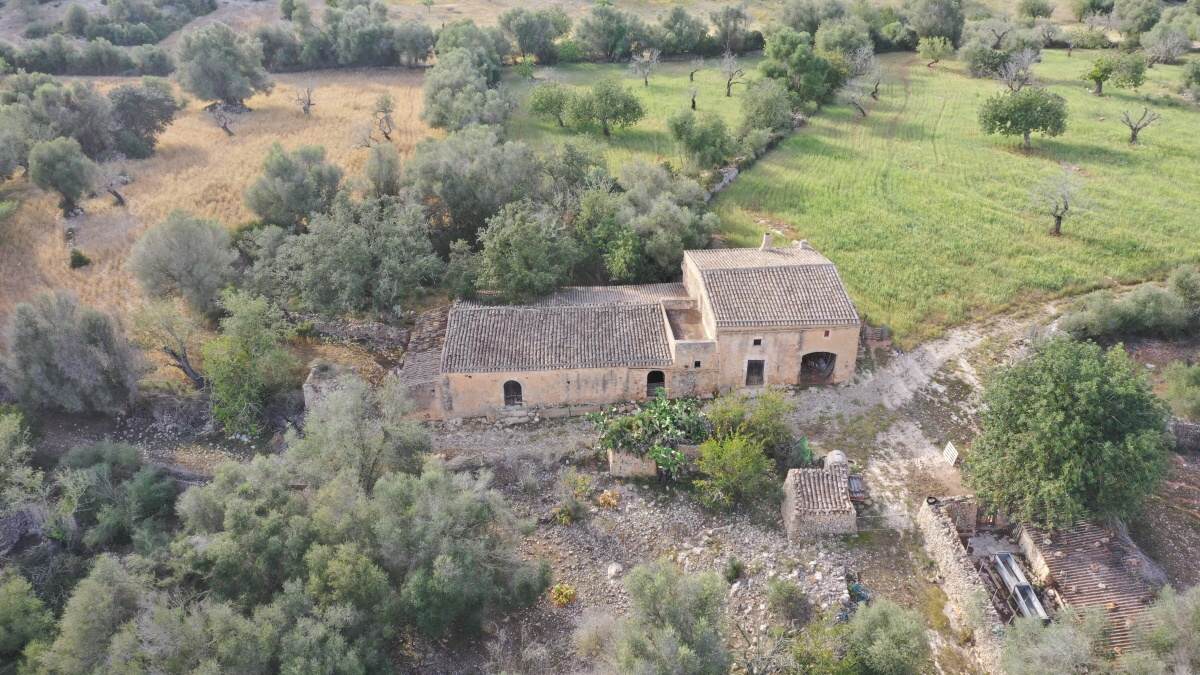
[[823, 330, 830, 338], [752, 338, 762, 346], [693, 360, 702, 368]]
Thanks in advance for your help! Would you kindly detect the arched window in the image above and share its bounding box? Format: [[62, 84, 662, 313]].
[[646, 370, 666, 397], [503, 380, 523, 406]]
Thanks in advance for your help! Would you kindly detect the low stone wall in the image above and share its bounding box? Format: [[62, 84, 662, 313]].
[[916, 498, 1005, 674], [1170, 419, 1200, 453], [608, 449, 658, 479]]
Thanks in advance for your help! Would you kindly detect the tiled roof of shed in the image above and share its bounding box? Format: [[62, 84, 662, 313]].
[[784, 466, 855, 515], [699, 263, 860, 327], [1020, 521, 1161, 653], [441, 303, 672, 373], [687, 247, 834, 269]]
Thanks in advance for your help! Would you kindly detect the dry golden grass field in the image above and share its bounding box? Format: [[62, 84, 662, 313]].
[[0, 69, 430, 322]]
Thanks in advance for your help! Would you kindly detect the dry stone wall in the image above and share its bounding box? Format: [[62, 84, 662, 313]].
[[916, 498, 1005, 674]]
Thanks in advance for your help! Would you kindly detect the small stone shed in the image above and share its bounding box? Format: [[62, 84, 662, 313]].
[[781, 463, 857, 539]]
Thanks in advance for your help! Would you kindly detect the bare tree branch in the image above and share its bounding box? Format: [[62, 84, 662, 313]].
[[1120, 107, 1161, 143], [294, 85, 316, 116]]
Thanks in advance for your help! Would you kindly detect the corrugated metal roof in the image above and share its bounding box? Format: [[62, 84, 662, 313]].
[[1021, 521, 1160, 653]]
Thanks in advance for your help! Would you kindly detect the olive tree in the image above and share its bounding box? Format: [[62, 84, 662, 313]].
[[476, 201, 577, 303], [2, 291, 140, 414], [917, 35, 954, 67], [964, 338, 1169, 528], [27, 137, 95, 216], [265, 195, 444, 315], [421, 48, 510, 131], [978, 87, 1067, 149], [668, 109, 734, 169], [1121, 107, 1161, 144], [364, 143, 402, 197], [1030, 167, 1083, 236], [498, 7, 570, 63], [177, 23, 273, 106], [0, 568, 54, 659], [244, 143, 343, 229], [286, 373, 430, 491], [130, 300, 207, 388], [568, 78, 645, 137], [1140, 585, 1200, 674], [528, 82, 573, 127], [1142, 23, 1191, 65], [107, 77, 181, 158], [741, 78, 793, 133], [128, 211, 237, 316], [629, 48, 661, 87], [905, 0, 966, 44]]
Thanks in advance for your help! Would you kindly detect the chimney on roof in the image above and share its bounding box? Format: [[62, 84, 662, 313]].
[[759, 233, 773, 250], [797, 239, 813, 250]]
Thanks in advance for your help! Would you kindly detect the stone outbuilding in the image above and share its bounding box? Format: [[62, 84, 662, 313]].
[[781, 464, 858, 539], [399, 240, 861, 420]]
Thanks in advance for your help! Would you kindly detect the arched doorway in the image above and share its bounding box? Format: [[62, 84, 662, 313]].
[[646, 370, 666, 397], [503, 380, 523, 406], [800, 352, 836, 384]]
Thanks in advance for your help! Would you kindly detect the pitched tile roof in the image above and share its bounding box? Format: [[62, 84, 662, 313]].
[[686, 247, 859, 328], [784, 465, 855, 515], [522, 283, 688, 307], [441, 302, 673, 373]]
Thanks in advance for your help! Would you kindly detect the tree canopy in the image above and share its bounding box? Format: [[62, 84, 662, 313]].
[[979, 87, 1067, 149], [964, 338, 1169, 528], [177, 22, 272, 105]]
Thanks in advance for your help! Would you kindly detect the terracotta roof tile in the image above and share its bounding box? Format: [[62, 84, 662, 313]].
[[442, 303, 672, 373], [784, 465, 855, 515], [701, 265, 859, 327]]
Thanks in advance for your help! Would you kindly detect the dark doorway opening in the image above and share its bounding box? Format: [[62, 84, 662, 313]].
[[646, 370, 666, 397], [800, 352, 836, 383], [503, 380, 523, 406], [746, 360, 765, 386]]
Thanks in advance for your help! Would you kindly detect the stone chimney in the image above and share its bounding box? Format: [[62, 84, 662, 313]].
[[796, 239, 813, 250], [759, 233, 773, 250]]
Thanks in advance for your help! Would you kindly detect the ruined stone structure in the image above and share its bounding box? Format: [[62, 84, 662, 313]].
[[399, 240, 860, 420], [1017, 520, 1165, 654], [916, 497, 1005, 673], [781, 463, 857, 538]]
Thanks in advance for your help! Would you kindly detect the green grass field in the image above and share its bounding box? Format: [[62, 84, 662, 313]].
[[510, 51, 1200, 346]]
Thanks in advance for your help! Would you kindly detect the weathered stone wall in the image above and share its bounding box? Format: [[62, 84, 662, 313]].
[[916, 499, 1005, 674], [784, 510, 857, 539], [608, 449, 659, 478], [1170, 418, 1200, 453]]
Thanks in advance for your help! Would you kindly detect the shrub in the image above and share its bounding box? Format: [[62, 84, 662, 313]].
[[0, 569, 54, 658], [847, 599, 930, 675], [476, 200, 577, 303], [1169, 264, 1200, 311], [695, 434, 777, 509], [1164, 363, 1200, 421], [200, 290, 297, 436], [615, 562, 729, 675], [1071, 0, 1114, 20], [2, 292, 140, 414], [1060, 286, 1192, 340], [596, 489, 620, 508], [1019, 0, 1055, 18], [421, 48, 510, 131], [550, 583, 576, 607], [722, 556, 745, 583], [961, 40, 1010, 77], [815, 18, 873, 56], [766, 578, 813, 626], [128, 211, 237, 316], [668, 109, 734, 169], [741, 78, 793, 133], [68, 248, 91, 268], [1067, 26, 1112, 49], [107, 77, 181, 157], [707, 389, 795, 459], [1184, 60, 1200, 99]]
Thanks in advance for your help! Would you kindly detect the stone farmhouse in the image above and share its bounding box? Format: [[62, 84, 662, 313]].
[[399, 238, 861, 420]]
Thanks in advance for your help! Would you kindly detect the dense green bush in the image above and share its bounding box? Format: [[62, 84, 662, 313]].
[[128, 211, 237, 316], [847, 599, 930, 675], [1060, 284, 1193, 340], [244, 143, 342, 229], [965, 338, 1169, 527], [695, 434, 776, 509], [741, 78, 794, 133], [1164, 363, 1200, 420], [0, 569, 54, 658], [2, 292, 140, 415], [668, 109, 734, 169], [612, 562, 730, 674]]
